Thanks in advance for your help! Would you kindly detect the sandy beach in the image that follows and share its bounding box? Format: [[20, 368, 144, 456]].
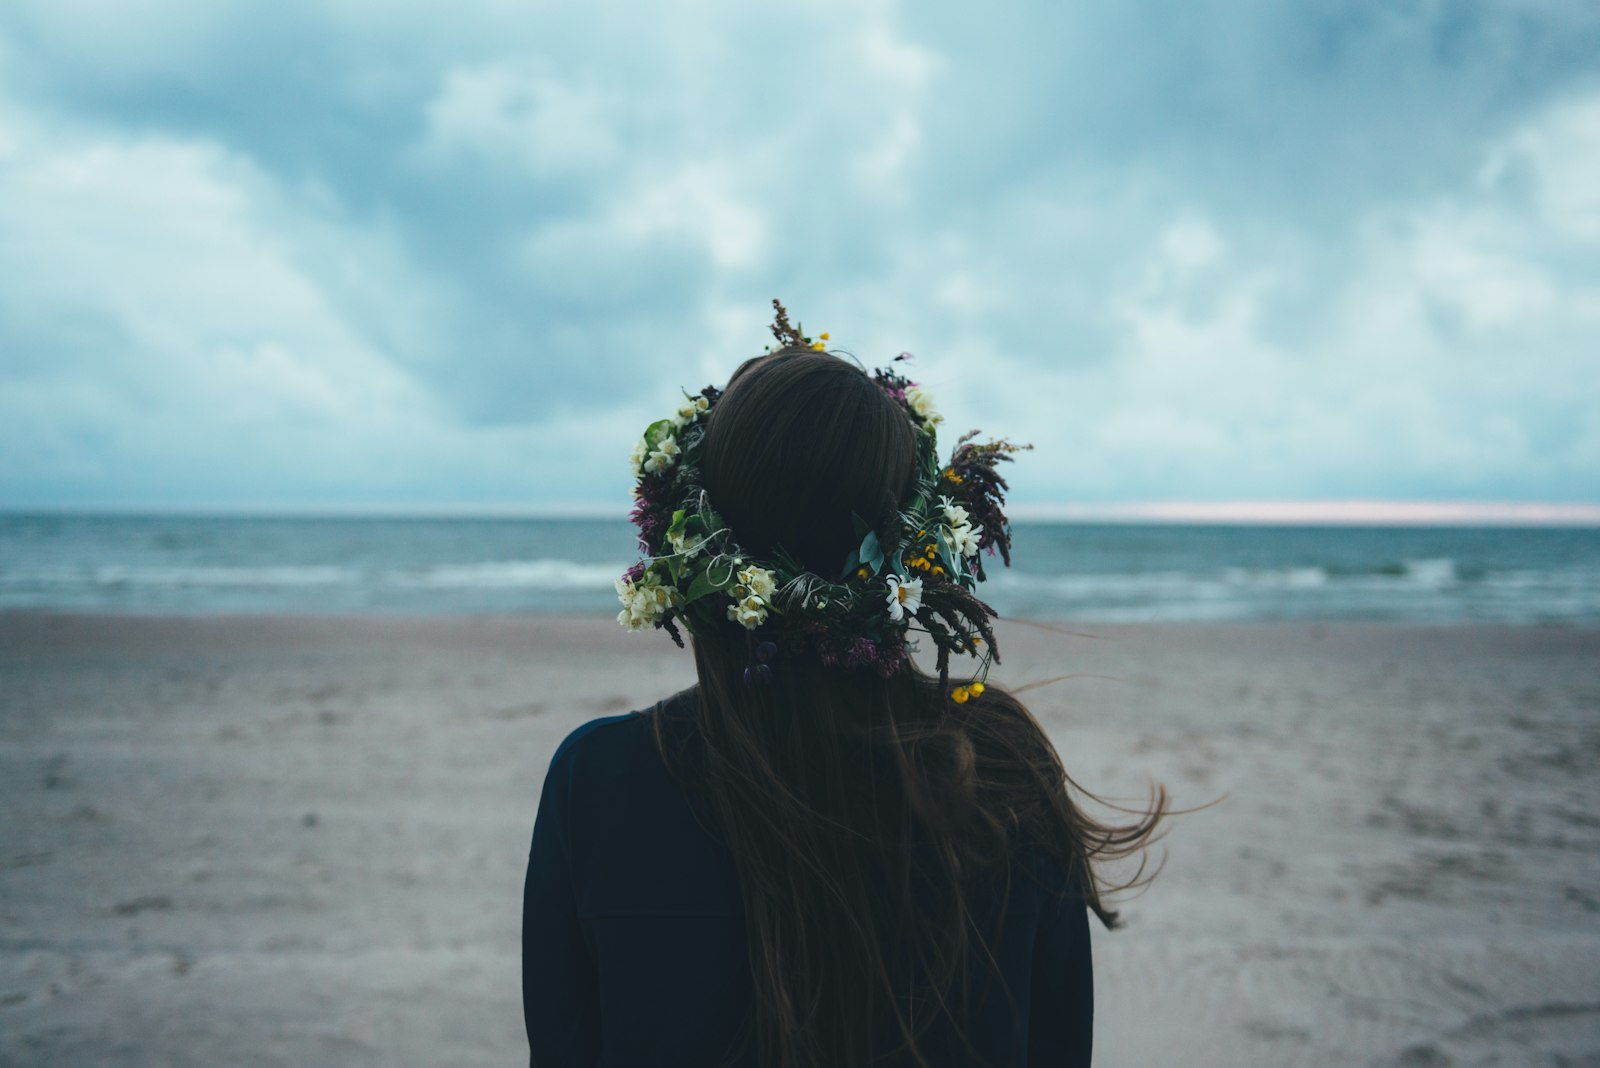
[[2, 613, 1597, 1067]]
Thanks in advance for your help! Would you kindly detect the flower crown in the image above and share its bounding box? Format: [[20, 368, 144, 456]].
[[618, 300, 1028, 700]]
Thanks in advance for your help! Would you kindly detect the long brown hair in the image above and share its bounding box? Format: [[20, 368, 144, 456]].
[[651, 348, 1166, 1067]]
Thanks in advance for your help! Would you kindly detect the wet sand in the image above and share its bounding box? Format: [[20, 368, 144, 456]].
[[2, 614, 1597, 1066]]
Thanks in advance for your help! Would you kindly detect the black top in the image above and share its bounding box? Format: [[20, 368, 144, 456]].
[[522, 698, 1093, 1067]]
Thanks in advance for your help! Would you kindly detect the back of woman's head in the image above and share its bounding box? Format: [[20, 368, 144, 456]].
[[701, 348, 916, 577], [648, 341, 1165, 1068]]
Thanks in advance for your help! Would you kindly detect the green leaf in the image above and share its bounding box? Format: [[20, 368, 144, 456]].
[[837, 546, 861, 580], [643, 418, 676, 450], [850, 511, 872, 544], [934, 530, 960, 578], [861, 530, 885, 575], [684, 566, 734, 604]]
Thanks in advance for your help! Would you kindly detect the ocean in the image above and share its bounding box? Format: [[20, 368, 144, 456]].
[[1, 514, 1596, 623]]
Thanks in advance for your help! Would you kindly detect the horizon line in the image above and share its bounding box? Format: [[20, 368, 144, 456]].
[[1007, 500, 1600, 526], [4, 499, 1600, 527]]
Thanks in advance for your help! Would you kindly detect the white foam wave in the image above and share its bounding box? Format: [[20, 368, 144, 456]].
[[1222, 566, 1329, 589], [0, 560, 630, 592], [994, 567, 1334, 599], [992, 559, 1469, 602], [391, 561, 628, 590], [991, 569, 1211, 598], [1477, 567, 1600, 591], [92, 564, 358, 587], [1401, 557, 1458, 587]]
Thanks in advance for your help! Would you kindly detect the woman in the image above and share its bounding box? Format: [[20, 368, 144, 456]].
[[523, 305, 1165, 1067]]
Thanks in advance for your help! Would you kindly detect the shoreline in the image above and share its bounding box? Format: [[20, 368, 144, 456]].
[[7, 606, 1600, 628], [4, 614, 1597, 1066]]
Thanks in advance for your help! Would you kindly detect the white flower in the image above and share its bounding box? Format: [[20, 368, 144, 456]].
[[642, 434, 680, 475], [728, 566, 775, 626], [726, 594, 768, 629], [616, 584, 651, 629], [627, 438, 649, 477], [950, 523, 983, 558], [666, 527, 704, 557], [615, 573, 678, 630], [884, 574, 923, 622], [905, 385, 943, 426], [673, 394, 711, 427], [737, 566, 776, 601], [939, 496, 971, 530], [938, 495, 982, 557]]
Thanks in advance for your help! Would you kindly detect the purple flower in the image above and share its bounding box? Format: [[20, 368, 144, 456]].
[[845, 637, 879, 668], [630, 499, 667, 550], [839, 636, 908, 677]]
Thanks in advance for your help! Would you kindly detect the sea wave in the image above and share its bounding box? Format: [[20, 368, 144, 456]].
[[992, 558, 1466, 599], [0, 560, 631, 592], [390, 561, 628, 590], [2, 516, 1596, 622], [77, 564, 358, 588]]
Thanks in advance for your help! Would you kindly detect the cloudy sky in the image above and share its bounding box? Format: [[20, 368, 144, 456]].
[[1, 1, 1597, 516]]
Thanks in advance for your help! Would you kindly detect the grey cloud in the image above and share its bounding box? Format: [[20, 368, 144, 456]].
[[1, 0, 1597, 508]]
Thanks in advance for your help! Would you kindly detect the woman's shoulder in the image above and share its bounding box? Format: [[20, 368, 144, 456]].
[[545, 690, 695, 784], [549, 709, 648, 766], [539, 692, 734, 900]]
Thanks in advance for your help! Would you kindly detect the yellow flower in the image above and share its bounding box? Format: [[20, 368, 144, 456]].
[[820, 332, 830, 341], [969, 682, 985, 696], [811, 341, 825, 351], [950, 686, 970, 704]]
